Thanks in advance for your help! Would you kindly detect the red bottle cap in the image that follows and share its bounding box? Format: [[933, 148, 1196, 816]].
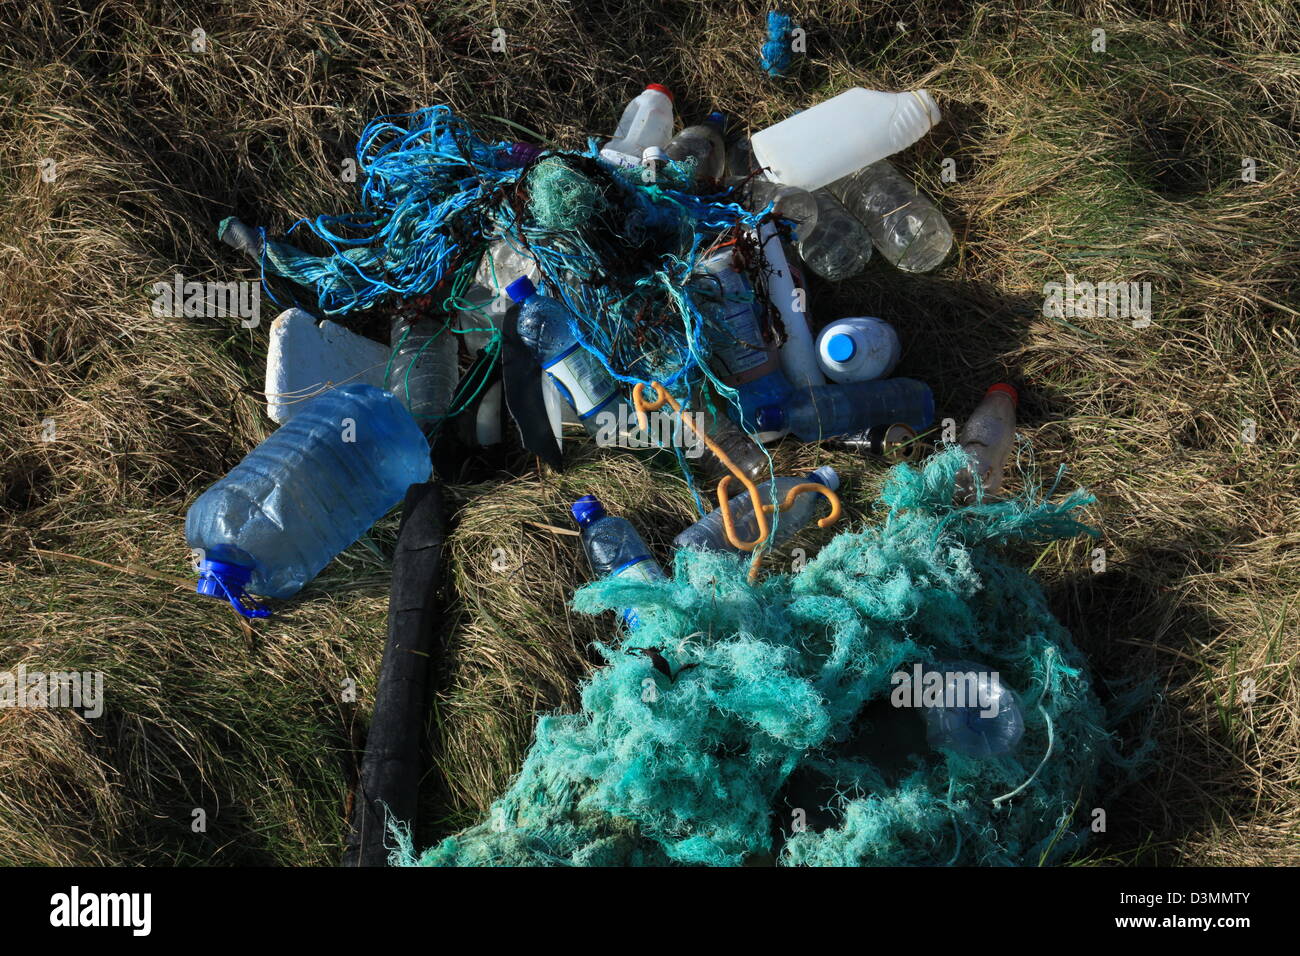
[[987, 383, 1018, 406], [645, 83, 674, 102]]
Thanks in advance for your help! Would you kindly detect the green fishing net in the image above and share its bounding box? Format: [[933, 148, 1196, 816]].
[[527, 156, 611, 231], [396, 448, 1144, 866]]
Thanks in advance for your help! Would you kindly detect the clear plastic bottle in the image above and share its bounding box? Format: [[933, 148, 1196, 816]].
[[690, 392, 771, 489], [673, 466, 839, 553], [955, 384, 1017, 504], [387, 315, 459, 436], [743, 180, 819, 236], [796, 190, 873, 281], [507, 276, 628, 435], [571, 495, 667, 628], [815, 316, 900, 383], [918, 659, 1025, 758], [186, 384, 431, 614], [756, 378, 935, 440], [665, 112, 727, 184], [830, 160, 953, 273], [750, 87, 941, 191], [601, 84, 675, 169]]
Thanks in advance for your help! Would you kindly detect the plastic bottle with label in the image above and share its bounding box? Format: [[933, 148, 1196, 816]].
[[815, 317, 900, 383], [601, 84, 675, 169], [691, 248, 792, 439], [507, 276, 628, 436], [572, 495, 667, 628]]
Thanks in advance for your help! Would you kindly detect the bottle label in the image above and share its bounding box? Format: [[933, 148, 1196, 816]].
[[697, 261, 778, 385], [544, 344, 619, 419]]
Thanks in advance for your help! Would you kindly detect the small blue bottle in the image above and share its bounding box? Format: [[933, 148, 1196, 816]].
[[507, 277, 627, 434], [919, 660, 1025, 758], [185, 384, 431, 616], [571, 495, 666, 628], [756, 378, 934, 440]]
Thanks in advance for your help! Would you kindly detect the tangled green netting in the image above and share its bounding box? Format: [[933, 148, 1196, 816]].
[[395, 448, 1148, 866]]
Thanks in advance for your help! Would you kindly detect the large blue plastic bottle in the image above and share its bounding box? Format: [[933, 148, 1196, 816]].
[[756, 378, 934, 440], [571, 495, 666, 628], [186, 383, 431, 616], [507, 277, 628, 435]]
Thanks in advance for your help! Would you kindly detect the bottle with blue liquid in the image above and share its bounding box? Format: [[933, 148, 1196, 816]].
[[919, 659, 1025, 758], [571, 495, 666, 629], [756, 378, 934, 441], [185, 384, 431, 617], [507, 277, 629, 436]]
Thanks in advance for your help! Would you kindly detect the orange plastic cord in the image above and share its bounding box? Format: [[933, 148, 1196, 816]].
[[632, 381, 841, 582]]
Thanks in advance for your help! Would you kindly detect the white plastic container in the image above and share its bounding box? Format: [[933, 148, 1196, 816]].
[[750, 88, 941, 191], [264, 309, 389, 424], [816, 317, 901, 383], [600, 84, 675, 169], [753, 221, 824, 390]]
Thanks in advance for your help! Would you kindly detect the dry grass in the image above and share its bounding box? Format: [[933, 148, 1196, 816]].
[[0, 0, 1296, 865]]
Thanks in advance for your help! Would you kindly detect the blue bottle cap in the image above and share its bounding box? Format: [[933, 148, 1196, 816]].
[[706, 111, 727, 130], [196, 556, 271, 619], [571, 495, 607, 528], [826, 333, 857, 364], [505, 276, 537, 303], [755, 405, 786, 433]]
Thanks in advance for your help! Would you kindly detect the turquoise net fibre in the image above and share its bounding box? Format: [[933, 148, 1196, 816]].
[[395, 448, 1148, 866]]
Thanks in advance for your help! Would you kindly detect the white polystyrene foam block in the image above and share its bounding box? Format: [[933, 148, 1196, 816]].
[[264, 308, 390, 423]]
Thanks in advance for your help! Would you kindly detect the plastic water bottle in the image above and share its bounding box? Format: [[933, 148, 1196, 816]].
[[601, 84, 675, 169], [691, 393, 771, 488], [691, 249, 793, 438], [742, 180, 819, 237], [815, 317, 900, 383], [796, 190, 873, 281], [673, 466, 839, 553], [387, 314, 459, 435], [665, 112, 727, 184], [750, 88, 941, 191], [571, 495, 667, 628], [186, 384, 431, 616], [830, 160, 954, 273], [756, 378, 935, 440], [955, 384, 1018, 504], [507, 276, 627, 435], [917, 660, 1025, 758]]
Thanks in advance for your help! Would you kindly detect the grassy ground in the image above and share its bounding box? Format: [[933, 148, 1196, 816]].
[[0, 0, 1296, 865]]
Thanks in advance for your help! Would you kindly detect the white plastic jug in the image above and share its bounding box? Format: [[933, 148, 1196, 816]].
[[816, 317, 901, 383], [750, 88, 940, 191], [600, 85, 675, 169]]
